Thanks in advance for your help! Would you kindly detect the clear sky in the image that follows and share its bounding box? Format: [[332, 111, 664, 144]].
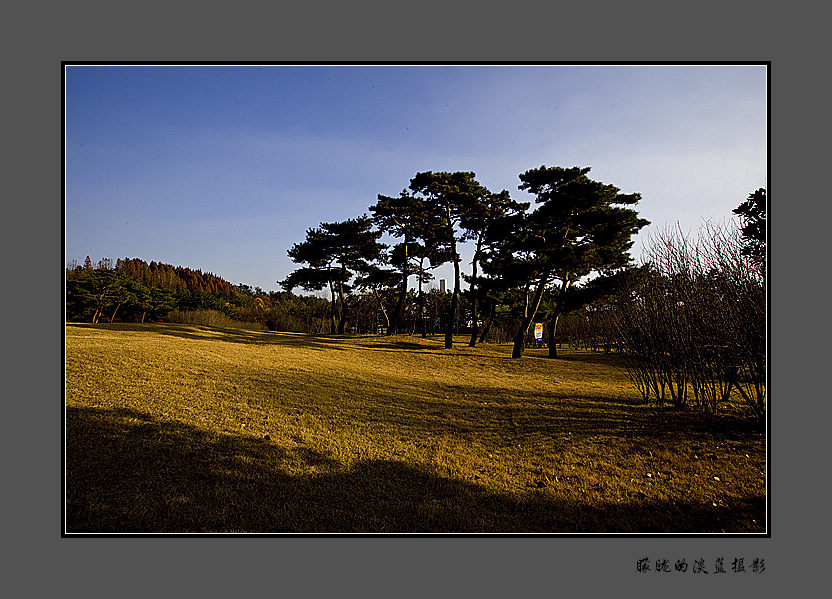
[[65, 64, 767, 292]]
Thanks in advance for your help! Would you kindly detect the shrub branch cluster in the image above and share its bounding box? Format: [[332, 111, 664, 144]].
[[611, 223, 765, 419]]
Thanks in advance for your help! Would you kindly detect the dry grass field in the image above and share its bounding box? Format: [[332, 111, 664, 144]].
[[65, 322, 766, 533]]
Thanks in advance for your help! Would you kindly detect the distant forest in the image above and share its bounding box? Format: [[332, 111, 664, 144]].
[[64, 256, 463, 336]]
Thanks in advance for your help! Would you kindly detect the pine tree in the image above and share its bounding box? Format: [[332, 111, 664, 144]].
[[486, 166, 648, 358], [408, 171, 488, 349], [282, 216, 385, 334], [732, 188, 766, 267]]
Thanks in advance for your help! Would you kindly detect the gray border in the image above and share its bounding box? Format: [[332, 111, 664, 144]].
[[13, 0, 818, 596]]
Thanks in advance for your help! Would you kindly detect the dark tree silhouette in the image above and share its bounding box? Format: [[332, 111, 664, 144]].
[[369, 191, 431, 335], [488, 166, 648, 358], [282, 217, 384, 334], [408, 171, 488, 349], [353, 260, 400, 332], [732, 188, 766, 267], [460, 189, 529, 347]]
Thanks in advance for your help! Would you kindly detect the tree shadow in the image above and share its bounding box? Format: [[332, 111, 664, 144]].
[[530, 349, 628, 367], [67, 323, 502, 357], [363, 340, 441, 351], [66, 406, 764, 533], [66, 322, 352, 352]]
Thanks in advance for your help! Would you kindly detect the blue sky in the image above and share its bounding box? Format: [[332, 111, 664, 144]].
[[65, 64, 767, 292]]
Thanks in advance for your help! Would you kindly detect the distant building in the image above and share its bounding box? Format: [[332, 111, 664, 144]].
[[439, 279, 446, 293]]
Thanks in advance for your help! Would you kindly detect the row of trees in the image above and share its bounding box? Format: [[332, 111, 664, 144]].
[[279, 174, 764, 416], [281, 166, 650, 358], [65, 165, 655, 361], [65, 256, 467, 336], [65, 258, 250, 324]]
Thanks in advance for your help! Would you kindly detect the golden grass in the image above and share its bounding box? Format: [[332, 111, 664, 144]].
[[65, 322, 766, 533]]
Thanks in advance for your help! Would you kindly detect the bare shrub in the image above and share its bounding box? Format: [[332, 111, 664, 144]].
[[558, 308, 621, 353], [612, 223, 765, 418], [164, 309, 267, 331]]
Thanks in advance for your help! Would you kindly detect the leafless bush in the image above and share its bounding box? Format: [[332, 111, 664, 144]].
[[558, 309, 621, 353], [264, 305, 330, 334], [164, 309, 267, 331], [612, 223, 765, 419]]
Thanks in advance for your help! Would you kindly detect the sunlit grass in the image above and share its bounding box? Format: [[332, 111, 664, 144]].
[[65, 322, 765, 533]]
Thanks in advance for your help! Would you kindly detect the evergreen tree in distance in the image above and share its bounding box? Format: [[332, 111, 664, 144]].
[[281, 216, 384, 334]]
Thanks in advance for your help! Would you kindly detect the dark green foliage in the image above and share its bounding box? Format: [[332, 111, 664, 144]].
[[65, 256, 396, 335], [407, 171, 489, 349], [482, 165, 648, 358], [732, 188, 766, 265], [282, 216, 385, 334], [369, 191, 434, 334], [353, 262, 401, 332], [66, 267, 139, 323], [66, 258, 247, 324], [460, 189, 529, 347]]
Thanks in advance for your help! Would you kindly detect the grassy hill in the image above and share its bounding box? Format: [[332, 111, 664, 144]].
[[65, 323, 766, 533]]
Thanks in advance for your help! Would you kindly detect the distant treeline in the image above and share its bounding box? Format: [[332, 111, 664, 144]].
[[67, 257, 246, 324], [66, 255, 545, 342], [64, 256, 471, 336], [66, 256, 326, 330]]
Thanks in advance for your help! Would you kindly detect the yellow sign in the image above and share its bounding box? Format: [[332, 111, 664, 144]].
[[534, 322, 543, 340]]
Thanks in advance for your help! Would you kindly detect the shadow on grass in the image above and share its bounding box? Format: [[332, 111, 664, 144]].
[[67, 322, 356, 351], [67, 323, 486, 357], [363, 340, 441, 351], [66, 406, 764, 534], [527, 349, 629, 367], [359, 386, 763, 451], [68, 323, 620, 362]]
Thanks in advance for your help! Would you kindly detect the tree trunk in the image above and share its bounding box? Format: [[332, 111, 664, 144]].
[[328, 279, 337, 334], [467, 238, 483, 347], [92, 292, 105, 323], [511, 274, 549, 358], [547, 279, 570, 358], [478, 303, 495, 344], [388, 235, 409, 335], [337, 273, 347, 334], [445, 241, 461, 349], [378, 293, 390, 331], [547, 313, 561, 357], [387, 278, 405, 335], [418, 259, 427, 338], [468, 296, 478, 346], [110, 302, 122, 323]]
